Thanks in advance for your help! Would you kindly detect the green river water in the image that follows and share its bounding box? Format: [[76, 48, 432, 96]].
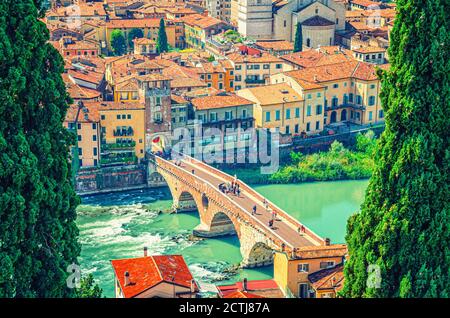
[[77, 179, 368, 297]]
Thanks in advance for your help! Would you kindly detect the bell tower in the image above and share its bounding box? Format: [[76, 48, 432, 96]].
[[237, 0, 273, 39]]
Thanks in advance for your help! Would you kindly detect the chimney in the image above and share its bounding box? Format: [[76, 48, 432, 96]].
[[124, 271, 130, 286], [190, 279, 196, 293], [314, 75, 318, 81], [325, 238, 331, 246], [242, 278, 248, 292], [143, 246, 148, 257], [331, 277, 337, 287]]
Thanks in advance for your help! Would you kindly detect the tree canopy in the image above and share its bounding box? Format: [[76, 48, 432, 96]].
[[343, 0, 449, 298], [127, 28, 144, 50], [111, 29, 127, 56], [0, 0, 80, 297]]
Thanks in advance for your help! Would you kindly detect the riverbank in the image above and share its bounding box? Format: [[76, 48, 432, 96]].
[[220, 131, 377, 185]]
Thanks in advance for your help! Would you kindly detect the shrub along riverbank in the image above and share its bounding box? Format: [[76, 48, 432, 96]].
[[221, 131, 377, 185]]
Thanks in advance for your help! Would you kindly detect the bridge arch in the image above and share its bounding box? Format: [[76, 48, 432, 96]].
[[177, 191, 198, 213], [244, 241, 274, 268]]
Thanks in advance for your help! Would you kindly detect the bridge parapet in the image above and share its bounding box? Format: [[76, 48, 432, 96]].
[[178, 154, 326, 246], [150, 154, 298, 255]]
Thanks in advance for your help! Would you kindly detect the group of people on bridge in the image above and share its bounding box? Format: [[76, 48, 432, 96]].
[[219, 175, 241, 197]]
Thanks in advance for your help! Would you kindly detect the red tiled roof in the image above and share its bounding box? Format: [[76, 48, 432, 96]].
[[192, 94, 254, 110], [111, 255, 196, 298], [308, 264, 344, 291], [223, 291, 265, 298], [302, 15, 335, 27]]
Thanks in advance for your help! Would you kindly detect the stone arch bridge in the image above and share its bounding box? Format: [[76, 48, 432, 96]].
[[147, 154, 326, 268]]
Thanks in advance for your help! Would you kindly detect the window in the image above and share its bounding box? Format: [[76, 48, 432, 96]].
[[317, 92, 321, 98], [92, 135, 97, 141], [219, 82, 223, 89], [298, 263, 309, 272], [235, 65, 241, 70], [127, 114, 132, 119], [210, 112, 217, 122], [283, 20, 287, 27], [370, 84, 376, 89], [156, 97, 161, 105], [368, 111, 373, 121], [285, 125, 290, 134], [307, 94, 312, 99], [78, 135, 82, 141], [369, 96, 376, 106], [254, 64, 260, 70], [306, 122, 310, 131], [275, 64, 282, 69], [101, 115, 105, 120], [316, 105, 322, 115], [306, 105, 312, 116], [94, 159, 97, 166], [320, 261, 335, 269], [379, 110, 384, 118], [235, 75, 241, 81], [92, 123, 97, 129], [207, 74, 211, 80], [242, 109, 247, 118], [356, 95, 362, 104], [295, 124, 299, 134], [263, 64, 270, 69], [295, 107, 300, 118], [225, 111, 233, 120], [275, 110, 280, 121], [77, 123, 81, 130], [93, 147, 97, 156], [116, 114, 121, 120], [286, 109, 291, 119], [333, 84, 339, 89], [265, 111, 271, 122], [299, 283, 309, 298], [306, 38, 311, 47], [315, 121, 320, 130], [78, 148, 82, 156], [68, 123, 75, 130], [235, 85, 241, 90], [121, 114, 126, 119], [349, 93, 354, 103]]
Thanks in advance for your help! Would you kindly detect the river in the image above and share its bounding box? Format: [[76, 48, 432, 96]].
[[76, 179, 368, 297]]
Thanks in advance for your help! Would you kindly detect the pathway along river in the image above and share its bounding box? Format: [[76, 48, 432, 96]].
[[77, 179, 368, 297]]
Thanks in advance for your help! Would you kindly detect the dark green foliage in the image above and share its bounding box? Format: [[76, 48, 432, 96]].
[[74, 274, 103, 298], [271, 138, 375, 183], [343, 0, 449, 297], [127, 28, 144, 50], [0, 0, 80, 297], [156, 18, 168, 54], [111, 29, 127, 56], [293, 23, 302, 53]]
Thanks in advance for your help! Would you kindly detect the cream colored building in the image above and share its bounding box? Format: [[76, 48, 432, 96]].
[[271, 60, 386, 126], [237, 83, 323, 136]]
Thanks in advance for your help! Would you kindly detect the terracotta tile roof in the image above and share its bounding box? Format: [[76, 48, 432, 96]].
[[227, 52, 283, 64], [184, 87, 219, 99], [133, 37, 156, 45], [281, 47, 354, 68], [352, 46, 386, 54], [256, 40, 294, 52], [302, 15, 335, 27], [85, 101, 145, 111], [350, 0, 382, 8], [135, 73, 172, 82], [181, 14, 225, 29], [64, 74, 102, 100], [239, 83, 303, 105], [171, 94, 188, 104], [68, 69, 104, 85], [47, 3, 107, 18], [284, 60, 379, 83], [295, 244, 348, 260], [106, 18, 163, 29], [223, 291, 265, 298], [115, 78, 139, 91], [170, 77, 207, 89], [218, 279, 284, 298], [65, 101, 100, 123], [192, 94, 253, 110], [111, 255, 197, 298], [308, 263, 344, 291]]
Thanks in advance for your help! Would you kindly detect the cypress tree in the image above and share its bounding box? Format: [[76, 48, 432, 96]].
[[343, 0, 449, 297], [156, 18, 169, 54], [0, 0, 80, 297], [293, 23, 303, 53]]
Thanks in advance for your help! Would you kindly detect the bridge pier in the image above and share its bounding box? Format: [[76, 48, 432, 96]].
[[193, 214, 237, 238]]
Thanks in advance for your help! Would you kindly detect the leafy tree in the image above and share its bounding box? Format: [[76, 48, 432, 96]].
[[355, 130, 377, 156], [74, 274, 103, 298], [156, 18, 168, 54], [0, 0, 80, 297], [111, 29, 126, 56], [293, 23, 303, 53], [343, 0, 449, 297], [127, 28, 144, 50], [207, 55, 215, 62]]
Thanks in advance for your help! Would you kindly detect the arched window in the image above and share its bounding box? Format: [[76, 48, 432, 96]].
[[306, 38, 311, 47]]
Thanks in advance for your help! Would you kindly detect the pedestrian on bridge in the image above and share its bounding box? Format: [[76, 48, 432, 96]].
[[268, 219, 274, 228], [252, 205, 257, 215]]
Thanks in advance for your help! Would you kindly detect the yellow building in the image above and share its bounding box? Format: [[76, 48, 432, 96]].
[[84, 101, 146, 166], [65, 102, 101, 168], [271, 60, 386, 126], [181, 14, 229, 49], [274, 244, 347, 298], [237, 83, 320, 136]]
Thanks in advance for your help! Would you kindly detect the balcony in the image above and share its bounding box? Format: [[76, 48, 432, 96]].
[[113, 127, 134, 137], [102, 141, 136, 151], [100, 153, 137, 166], [245, 78, 266, 84]]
